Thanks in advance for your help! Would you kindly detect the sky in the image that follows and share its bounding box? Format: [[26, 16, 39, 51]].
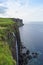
[[0, 0, 43, 23]]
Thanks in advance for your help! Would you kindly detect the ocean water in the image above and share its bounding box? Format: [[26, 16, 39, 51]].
[[19, 22, 43, 65]]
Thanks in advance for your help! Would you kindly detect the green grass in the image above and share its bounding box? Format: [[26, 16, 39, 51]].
[[0, 18, 15, 29], [0, 18, 16, 65], [0, 18, 15, 35], [0, 41, 16, 65], [0, 18, 15, 25]]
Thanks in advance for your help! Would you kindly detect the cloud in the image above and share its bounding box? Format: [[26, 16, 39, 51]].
[[0, 0, 8, 15], [0, 0, 7, 3], [0, 6, 7, 14], [0, 0, 43, 23], [0, 0, 8, 3], [0, 0, 30, 18]]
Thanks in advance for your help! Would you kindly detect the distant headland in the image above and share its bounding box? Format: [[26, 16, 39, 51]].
[[12, 18, 24, 27]]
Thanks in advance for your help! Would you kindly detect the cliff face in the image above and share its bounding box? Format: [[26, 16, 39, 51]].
[[0, 18, 23, 65], [12, 18, 24, 27]]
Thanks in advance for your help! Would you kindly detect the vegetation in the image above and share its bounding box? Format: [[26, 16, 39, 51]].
[[0, 18, 16, 65]]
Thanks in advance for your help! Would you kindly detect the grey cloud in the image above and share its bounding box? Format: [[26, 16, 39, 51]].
[[0, 6, 7, 14], [0, 0, 7, 3]]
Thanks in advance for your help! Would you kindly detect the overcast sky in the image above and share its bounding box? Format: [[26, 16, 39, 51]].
[[0, 0, 43, 23]]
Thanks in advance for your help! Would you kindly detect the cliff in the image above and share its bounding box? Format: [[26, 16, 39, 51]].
[[0, 18, 23, 65], [12, 18, 24, 27], [0, 18, 38, 65], [0, 18, 16, 65]]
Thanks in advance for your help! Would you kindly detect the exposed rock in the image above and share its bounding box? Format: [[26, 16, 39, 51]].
[[12, 18, 24, 27], [26, 50, 30, 55], [32, 52, 38, 58]]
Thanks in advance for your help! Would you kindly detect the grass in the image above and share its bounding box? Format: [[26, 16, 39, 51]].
[[0, 41, 16, 65], [0, 18, 15, 25], [0, 18, 16, 65]]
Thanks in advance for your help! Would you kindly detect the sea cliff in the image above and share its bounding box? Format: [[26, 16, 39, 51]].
[[12, 18, 24, 27], [0, 18, 38, 65], [0, 18, 23, 65]]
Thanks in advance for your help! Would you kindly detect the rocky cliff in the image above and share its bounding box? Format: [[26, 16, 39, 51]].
[[0, 18, 23, 65], [0, 18, 38, 65], [12, 18, 24, 27]]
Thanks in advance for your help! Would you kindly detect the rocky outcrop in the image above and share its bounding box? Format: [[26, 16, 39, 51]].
[[12, 18, 24, 27]]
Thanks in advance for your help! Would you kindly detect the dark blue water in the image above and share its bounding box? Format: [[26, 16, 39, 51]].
[[19, 22, 43, 65]]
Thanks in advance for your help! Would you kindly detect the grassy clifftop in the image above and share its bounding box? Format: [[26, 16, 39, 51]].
[[0, 18, 16, 65]]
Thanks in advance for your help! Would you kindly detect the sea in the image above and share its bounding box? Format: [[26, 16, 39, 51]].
[[19, 22, 43, 65]]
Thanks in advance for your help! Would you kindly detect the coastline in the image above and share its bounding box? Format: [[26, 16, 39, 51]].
[[0, 18, 24, 65], [0, 18, 38, 65]]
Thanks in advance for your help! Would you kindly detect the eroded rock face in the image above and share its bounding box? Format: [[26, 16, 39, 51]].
[[12, 18, 24, 27], [7, 32, 17, 60]]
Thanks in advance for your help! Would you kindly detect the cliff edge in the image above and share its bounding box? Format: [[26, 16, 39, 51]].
[[12, 18, 24, 27]]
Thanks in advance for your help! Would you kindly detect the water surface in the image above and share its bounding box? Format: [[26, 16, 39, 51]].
[[19, 22, 43, 65]]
